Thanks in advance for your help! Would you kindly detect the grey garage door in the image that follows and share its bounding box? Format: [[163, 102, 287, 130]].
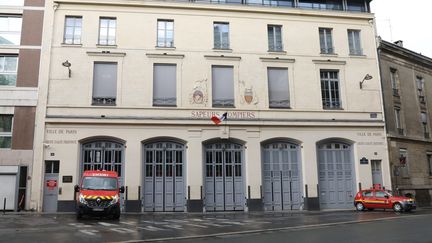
[[143, 142, 185, 212], [0, 175, 17, 211], [205, 142, 244, 211], [263, 142, 302, 211], [82, 141, 125, 210], [318, 142, 354, 209]]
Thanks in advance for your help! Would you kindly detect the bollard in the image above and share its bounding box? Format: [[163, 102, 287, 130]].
[[3, 197, 6, 214]]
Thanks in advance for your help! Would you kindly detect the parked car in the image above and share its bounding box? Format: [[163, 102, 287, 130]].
[[354, 188, 416, 212]]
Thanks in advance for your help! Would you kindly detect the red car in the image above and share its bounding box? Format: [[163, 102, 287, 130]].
[[354, 188, 416, 212]]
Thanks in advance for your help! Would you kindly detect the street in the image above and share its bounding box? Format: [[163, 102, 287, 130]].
[[0, 209, 431, 243]]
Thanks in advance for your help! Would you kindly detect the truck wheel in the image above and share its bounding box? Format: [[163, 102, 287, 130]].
[[355, 202, 365, 211], [393, 203, 403, 212], [112, 208, 120, 220]]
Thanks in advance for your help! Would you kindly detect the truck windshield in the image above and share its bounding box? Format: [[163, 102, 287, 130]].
[[81, 177, 117, 190]]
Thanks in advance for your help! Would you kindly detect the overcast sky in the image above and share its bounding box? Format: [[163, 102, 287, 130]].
[[371, 0, 432, 58]]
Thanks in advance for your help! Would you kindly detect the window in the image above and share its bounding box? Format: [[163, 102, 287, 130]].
[[0, 115, 13, 149], [214, 22, 229, 49], [416, 76, 425, 103], [153, 64, 176, 106], [390, 69, 399, 96], [267, 67, 290, 108], [98, 17, 116, 45], [346, 0, 367, 12], [157, 20, 174, 48], [212, 65, 234, 107], [394, 107, 403, 134], [298, 0, 343, 10], [0, 16, 22, 45], [375, 191, 386, 198], [319, 28, 333, 54], [0, 55, 18, 86], [399, 148, 409, 177], [362, 190, 373, 197], [268, 25, 283, 52], [320, 70, 341, 109], [427, 153, 432, 176], [63, 16, 82, 44], [92, 62, 117, 105], [421, 112, 429, 137], [347, 29, 362, 55]]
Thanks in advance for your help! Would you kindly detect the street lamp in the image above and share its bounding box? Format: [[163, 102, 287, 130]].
[[62, 60, 72, 78], [359, 74, 373, 89]]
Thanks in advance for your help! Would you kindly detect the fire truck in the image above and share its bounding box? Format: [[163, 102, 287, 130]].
[[74, 170, 124, 219]]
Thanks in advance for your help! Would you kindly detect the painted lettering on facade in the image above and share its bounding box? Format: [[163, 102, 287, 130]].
[[191, 111, 256, 119]]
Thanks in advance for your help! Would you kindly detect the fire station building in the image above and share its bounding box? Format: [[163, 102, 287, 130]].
[[30, 0, 390, 212]]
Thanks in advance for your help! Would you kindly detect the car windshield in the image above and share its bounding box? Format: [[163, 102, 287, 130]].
[[385, 190, 393, 196], [81, 176, 117, 190]]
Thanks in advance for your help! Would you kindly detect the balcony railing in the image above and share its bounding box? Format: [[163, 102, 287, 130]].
[[92, 97, 116, 106], [183, 0, 370, 12]]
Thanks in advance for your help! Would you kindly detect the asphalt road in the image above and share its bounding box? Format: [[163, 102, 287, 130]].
[[0, 209, 431, 243]]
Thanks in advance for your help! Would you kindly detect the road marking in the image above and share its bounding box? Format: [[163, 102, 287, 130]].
[[109, 213, 432, 243], [136, 226, 166, 231], [79, 229, 99, 236], [110, 228, 136, 234]]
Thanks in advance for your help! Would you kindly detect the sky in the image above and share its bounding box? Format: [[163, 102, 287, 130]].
[[370, 0, 432, 58]]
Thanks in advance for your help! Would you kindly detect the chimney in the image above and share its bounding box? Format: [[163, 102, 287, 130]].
[[394, 40, 403, 47]]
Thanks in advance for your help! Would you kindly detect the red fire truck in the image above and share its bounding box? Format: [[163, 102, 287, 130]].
[[74, 170, 124, 219]]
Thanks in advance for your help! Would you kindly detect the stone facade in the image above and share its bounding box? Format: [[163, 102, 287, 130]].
[[379, 40, 432, 206]]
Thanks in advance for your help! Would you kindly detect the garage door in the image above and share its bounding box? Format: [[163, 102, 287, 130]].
[[205, 142, 244, 211], [318, 142, 354, 209], [143, 142, 185, 212], [262, 142, 302, 211], [0, 175, 16, 210]]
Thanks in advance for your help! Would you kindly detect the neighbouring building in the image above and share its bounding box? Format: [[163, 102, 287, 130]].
[[379, 39, 432, 207], [30, 0, 390, 212], [0, 0, 44, 211]]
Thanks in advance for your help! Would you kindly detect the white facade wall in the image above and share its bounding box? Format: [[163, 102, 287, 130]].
[[31, 0, 389, 211]]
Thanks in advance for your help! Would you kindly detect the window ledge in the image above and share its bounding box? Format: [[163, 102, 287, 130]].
[[323, 108, 344, 111], [96, 44, 117, 48], [268, 50, 287, 54], [320, 53, 338, 57], [155, 46, 176, 50], [212, 48, 233, 53], [61, 43, 82, 47], [152, 104, 177, 107], [349, 54, 366, 58], [269, 107, 291, 109]]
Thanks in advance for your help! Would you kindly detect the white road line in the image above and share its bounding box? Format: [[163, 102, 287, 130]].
[[108, 213, 431, 243]]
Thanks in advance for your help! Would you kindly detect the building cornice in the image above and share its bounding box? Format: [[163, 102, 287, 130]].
[[53, 0, 374, 20], [379, 40, 432, 70]]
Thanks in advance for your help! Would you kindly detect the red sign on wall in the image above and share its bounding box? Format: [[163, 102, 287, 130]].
[[46, 180, 57, 190]]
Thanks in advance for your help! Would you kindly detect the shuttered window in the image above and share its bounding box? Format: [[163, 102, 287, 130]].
[[153, 64, 177, 106]]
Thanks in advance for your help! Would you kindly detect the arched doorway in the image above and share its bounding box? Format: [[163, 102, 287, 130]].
[[143, 141, 185, 212], [204, 141, 245, 211], [81, 139, 125, 210], [262, 141, 302, 211], [317, 141, 355, 209]]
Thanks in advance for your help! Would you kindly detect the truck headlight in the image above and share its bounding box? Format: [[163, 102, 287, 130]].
[[110, 195, 119, 205], [79, 194, 87, 204]]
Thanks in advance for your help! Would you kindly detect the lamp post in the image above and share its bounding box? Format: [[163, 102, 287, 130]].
[[62, 60, 72, 78], [359, 74, 373, 89]]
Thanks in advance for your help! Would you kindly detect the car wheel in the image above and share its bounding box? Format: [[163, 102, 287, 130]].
[[393, 203, 403, 212], [356, 202, 365, 211]]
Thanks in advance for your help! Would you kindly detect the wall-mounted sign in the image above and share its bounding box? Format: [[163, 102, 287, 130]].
[[62, 176, 73, 183], [360, 157, 369, 165]]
